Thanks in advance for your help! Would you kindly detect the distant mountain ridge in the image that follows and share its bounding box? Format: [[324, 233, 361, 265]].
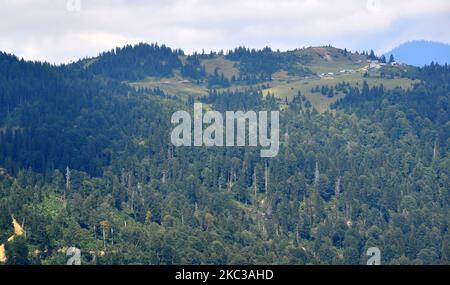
[[385, 40, 450, 67]]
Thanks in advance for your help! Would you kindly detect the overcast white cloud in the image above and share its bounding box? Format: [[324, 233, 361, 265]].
[[1, 0, 449, 63]]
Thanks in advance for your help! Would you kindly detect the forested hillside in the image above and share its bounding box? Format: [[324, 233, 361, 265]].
[[0, 44, 448, 265]]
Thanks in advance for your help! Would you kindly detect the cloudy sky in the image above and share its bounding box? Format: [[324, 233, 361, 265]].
[[1, 0, 450, 64]]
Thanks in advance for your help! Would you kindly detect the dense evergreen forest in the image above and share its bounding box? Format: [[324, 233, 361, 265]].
[[0, 44, 448, 265]]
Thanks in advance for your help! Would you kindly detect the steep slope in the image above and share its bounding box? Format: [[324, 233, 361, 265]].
[[0, 52, 174, 176]]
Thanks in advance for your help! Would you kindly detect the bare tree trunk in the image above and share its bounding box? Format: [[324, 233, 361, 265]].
[[22, 218, 26, 239], [433, 139, 438, 162], [102, 228, 106, 250], [264, 161, 269, 195], [253, 166, 257, 197], [335, 176, 341, 196], [314, 162, 320, 188], [64, 166, 70, 207], [129, 173, 135, 218], [345, 202, 350, 221], [168, 144, 173, 159], [228, 170, 236, 192], [194, 203, 199, 218], [284, 126, 289, 160], [111, 228, 114, 246]]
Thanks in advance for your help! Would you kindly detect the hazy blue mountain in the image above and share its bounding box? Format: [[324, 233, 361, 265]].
[[385, 40, 450, 67]]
